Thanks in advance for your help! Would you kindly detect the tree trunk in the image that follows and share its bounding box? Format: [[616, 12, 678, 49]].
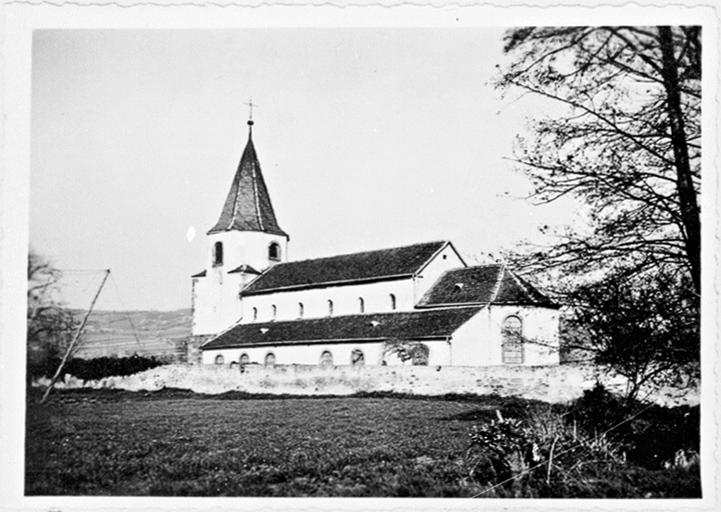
[[657, 26, 702, 294]]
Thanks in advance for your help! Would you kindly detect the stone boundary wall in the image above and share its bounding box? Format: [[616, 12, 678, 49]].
[[39, 363, 698, 406]]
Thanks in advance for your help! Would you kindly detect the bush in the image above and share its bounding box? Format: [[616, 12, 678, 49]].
[[465, 407, 624, 495], [28, 354, 166, 382], [382, 338, 429, 365], [464, 385, 700, 497], [569, 382, 627, 433], [568, 383, 700, 469]]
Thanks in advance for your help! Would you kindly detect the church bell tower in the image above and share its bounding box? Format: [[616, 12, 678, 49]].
[[191, 116, 289, 336]]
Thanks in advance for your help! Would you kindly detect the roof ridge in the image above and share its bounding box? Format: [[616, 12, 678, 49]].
[[226, 138, 252, 231], [507, 268, 533, 297], [489, 264, 506, 303], [264, 240, 449, 267], [251, 155, 264, 230], [460, 263, 504, 270], [506, 269, 554, 306], [228, 264, 261, 275]]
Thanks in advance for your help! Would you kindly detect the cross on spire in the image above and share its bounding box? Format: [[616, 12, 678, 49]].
[[244, 97, 258, 125]]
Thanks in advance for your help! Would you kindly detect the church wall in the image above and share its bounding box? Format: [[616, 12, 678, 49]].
[[490, 305, 560, 365], [240, 278, 416, 323], [192, 230, 288, 336], [206, 230, 288, 274], [413, 243, 466, 302], [203, 343, 384, 366], [200, 340, 451, 367], [192, 271, 245, 335], [450, 305, 560, 366], [447, 310, 492, 366], [197, 303, 559, 366]]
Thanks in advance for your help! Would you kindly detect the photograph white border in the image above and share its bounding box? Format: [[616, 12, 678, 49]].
[[1, 1, 719, 511]]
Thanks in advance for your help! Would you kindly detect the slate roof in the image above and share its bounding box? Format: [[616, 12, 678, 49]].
[[207, 123, 288, 238], [417, 265, 557, 308], [201, 306, 482, 350], [241, 241, 449, 295]]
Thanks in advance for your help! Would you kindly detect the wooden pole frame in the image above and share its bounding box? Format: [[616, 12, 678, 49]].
[[39, 269, 111, 404]]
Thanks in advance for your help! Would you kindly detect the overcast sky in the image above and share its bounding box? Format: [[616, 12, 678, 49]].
[[31, 29, 578, 311]]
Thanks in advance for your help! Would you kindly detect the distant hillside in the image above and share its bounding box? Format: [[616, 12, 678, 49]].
[[71, 309, 192, 359]]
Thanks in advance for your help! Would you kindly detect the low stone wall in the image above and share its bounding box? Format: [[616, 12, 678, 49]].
[[39, 363, 698, 406]]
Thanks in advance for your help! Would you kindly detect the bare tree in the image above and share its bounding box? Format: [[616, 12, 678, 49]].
[[496, 26, 701, 293], [27, 250, 76, 363]]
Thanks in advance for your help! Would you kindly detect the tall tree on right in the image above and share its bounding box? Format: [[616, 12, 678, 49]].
[[496, 26, 701, 294]]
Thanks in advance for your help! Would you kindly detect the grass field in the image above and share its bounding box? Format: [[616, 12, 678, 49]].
[[25, 389, 700, 497]]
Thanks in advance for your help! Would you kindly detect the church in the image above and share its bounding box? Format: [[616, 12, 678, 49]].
[[190, 118, 560, 367]]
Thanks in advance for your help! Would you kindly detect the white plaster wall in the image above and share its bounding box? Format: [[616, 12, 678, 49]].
[[192, 230, 288, 335], [413, 243, 466, 302], [192, 271, 245, 335], [241, 278, 415, 323], [486, 305, 560, 366], [203, 342, 384, 366], [446, 310, 493, 366], [206, 231, 288, 272], [201, 340, 451, 367], [449, 306, 559, 366]]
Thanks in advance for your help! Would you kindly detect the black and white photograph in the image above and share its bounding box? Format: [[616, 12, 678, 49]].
[[0, 1, 718, 509]]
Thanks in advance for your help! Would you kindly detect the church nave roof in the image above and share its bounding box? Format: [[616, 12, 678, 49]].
[[240, 240, 450, 295], [201, 306, 481, 350]]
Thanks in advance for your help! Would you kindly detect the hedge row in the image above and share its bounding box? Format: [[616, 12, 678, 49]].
[[28, 354, 167, 382]]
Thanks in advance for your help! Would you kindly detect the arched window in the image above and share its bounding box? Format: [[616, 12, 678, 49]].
[[328, 299, 334, 317], [239, 353, 250, 365], [252, 307, 258, 321], [298, 302, 304, 318], [213, 241, 224, 266], [271, 305, 277, 320], [264, 352, 276, 367], [358, 297, 365, 313], [389, 294, 397, 311], [268, 242, 281, 261], [351, 348, 365, 366], [214, 354, 224, 365], [502, 316, 524, 364], [320, 350, 333, 367]]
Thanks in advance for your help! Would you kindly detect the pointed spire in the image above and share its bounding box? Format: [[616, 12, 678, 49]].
[[207, 120, 288, 238]]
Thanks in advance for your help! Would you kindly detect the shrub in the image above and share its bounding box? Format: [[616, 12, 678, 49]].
[[465, 412, 535, 486], [382, 338, 429, 365], [567, 383, 700, 469], [569, 382, 627, 433], [28, 354, 166, 382]]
